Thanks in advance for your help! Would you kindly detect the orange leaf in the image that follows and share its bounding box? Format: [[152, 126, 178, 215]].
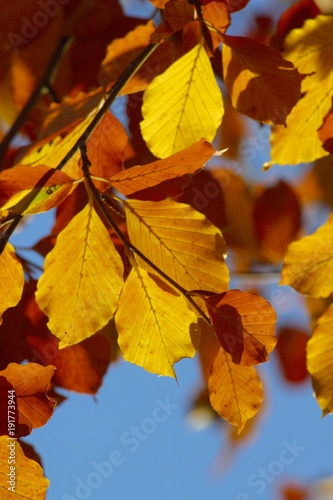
[[0, 363, 56, 437], [86, 111, 128, 191], [0, 244, 24, 326], [276, 327, 310, 384], [253, 181, 302, 263], [307, 302, 333, 416], [99, 21, 174, 95], [318, 102, 333, 155], [208, 347, 263, 432], [0, 436, 49, 499], [222, 34, 302, 124], [205, 290, 277, 366], [202, 0, 230, 33], [164, 1, 195, 32], [108, 139, 215, 198]]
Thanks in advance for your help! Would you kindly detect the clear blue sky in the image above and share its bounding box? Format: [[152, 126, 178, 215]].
[[12, 0, 333, 499]]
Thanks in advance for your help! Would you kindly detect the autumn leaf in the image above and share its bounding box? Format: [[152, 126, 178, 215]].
[[222, 34, 302, 125], [0, 244, 24, 326], [201, 0, 230, 33], [307, 303, 333, 416], [36, 203, 124, 348], [0, 363, 55, 437], [123, 198, 229, 293], [0, 165, 76, 215], [0, 436, 49, 499], [86, 111, 128, 191], [318, 102, 333, 154], [270, 72, 333, 165], [140, 42, 224, 158], [107, 139, 215, 198], [208, 347, 263, 432], [276, 328, 310, 384], [280, 213, 333, 297], [116, 266, 200, 378], [205, 289, 277, 366], [283, 15, 333, 88]]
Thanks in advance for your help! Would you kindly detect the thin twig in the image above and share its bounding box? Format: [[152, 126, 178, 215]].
[[0, 36, 71, 168]]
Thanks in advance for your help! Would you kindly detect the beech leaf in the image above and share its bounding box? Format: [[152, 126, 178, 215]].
[[222, 34, 302, 125], [36, 203, 124, 348], [205, 290, 277, 366], [0, 363, 56, 437], [307, 303, 333, 416], [0, 244, 24, 326], [0, 436, 49, 499], [280, 213, 333, 298], [123, 198, 229, 293], [140, 42, 224, 158], [116, 266, 200, 378], [208, 347, 263, 432]]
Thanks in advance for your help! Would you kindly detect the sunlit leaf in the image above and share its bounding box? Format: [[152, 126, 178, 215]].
[[208, 347, 263, 432], [140, 42, 223, 158], [108, 139, 215, 197], [280, 213, 333, 297], [116, 266, 200, 378], [123, 198, 229, 293], [202, 0, 230, 33], [0, 165, 76, 215], [36, 203, 124, 348], [318, 102, 333, 154], [307, 303, 333, 416], [0, 244, 24, 326], [283, 15, 333, 88], [0, 363, 56, 437], [270, 72, 333, 165], [222, 34, 302, 125], [0, 436, 49, 499], [205, 289, 277, 366]]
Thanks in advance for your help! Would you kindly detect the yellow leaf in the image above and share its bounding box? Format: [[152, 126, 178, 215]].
[[116, 266, 200, 378], [0, 437, 49, 499], [123, 198, 229, 293], [283, 15, 333, 88], [208, 347, 263, 432], [307, 302, 333, 416], [140, 43, 224, 158], [0, 244, 24, 325], [270, 72, 333, 165], [36, 204, 124, 348], [280, 213, 333, 297]]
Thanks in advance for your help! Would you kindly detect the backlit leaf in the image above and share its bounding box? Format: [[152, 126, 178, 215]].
[[318, 103, 333, 154], [222, 35, 302, 125], [208, 347, 263, 432], [36, 203, 124, 348], [123, 198, 229, 293], [0, 363, 56, 437], [280, 213, 333, 297], [0, 244, 24, 326], [270, 72, 333, 165], [283, 15, 333, 88], [108, 139, 215, 198], [140, 42, 224, 158], [276, 327, 310, 384], [205, 290, 277, 366], [0, 436, 49, 499], [307, 303, 333, 415], [116, 266, 200, 378], [0, 165, 76, 215]]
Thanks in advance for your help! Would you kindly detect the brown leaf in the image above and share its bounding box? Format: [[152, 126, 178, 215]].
[[222, 34, 302, 124], [276, 327, 310, 383], [206, 289, 277, 366], [318, 101, 333, 155], [0, 363, 56, 438]]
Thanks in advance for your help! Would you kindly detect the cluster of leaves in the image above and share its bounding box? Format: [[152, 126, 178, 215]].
[[0, 0, 333, 497]]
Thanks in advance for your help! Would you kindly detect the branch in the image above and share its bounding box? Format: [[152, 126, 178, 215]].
[[80, 143, 212, 326], [0, 36, 71, 169]]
